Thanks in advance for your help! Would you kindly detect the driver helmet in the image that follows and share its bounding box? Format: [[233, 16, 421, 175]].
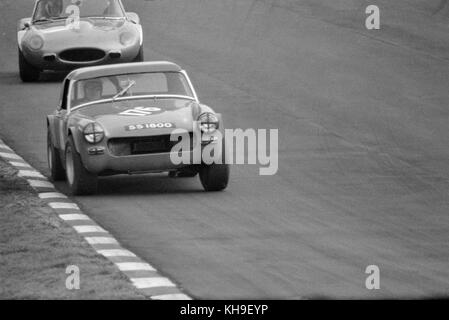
[[84, 79, 103, 100], [44, 0, 63, 17]]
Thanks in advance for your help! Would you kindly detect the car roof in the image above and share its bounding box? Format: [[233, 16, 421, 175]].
[[67, 61, 183, 81]]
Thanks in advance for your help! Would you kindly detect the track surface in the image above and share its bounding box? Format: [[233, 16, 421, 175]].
[[1, 0, 449, 298]]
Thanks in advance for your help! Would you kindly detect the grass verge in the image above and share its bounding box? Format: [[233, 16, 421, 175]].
[[0, 158, 145, 299]]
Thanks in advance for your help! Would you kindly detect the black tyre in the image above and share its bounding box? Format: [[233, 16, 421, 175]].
[[199, 163, 229, 191], [18, 48, 40, 82], [65, 136, 98, 195], [133, 45, 144, 62], [47, 130, 65, 181], [199, 135, 230, 191]]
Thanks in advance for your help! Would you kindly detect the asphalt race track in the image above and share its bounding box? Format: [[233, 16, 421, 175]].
[[1, 0, 449, 298]]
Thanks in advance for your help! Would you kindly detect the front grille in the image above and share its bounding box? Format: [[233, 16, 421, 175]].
[[59, 48, 105, 62], [108, 133, 194, 156]]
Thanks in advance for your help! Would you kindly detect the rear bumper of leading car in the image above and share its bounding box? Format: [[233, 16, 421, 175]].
[[22, 45, 140, 71]]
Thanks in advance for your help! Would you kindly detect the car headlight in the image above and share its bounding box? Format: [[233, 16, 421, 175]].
[[28, 35, 44, 51], [83, 123, 105, 144], [119, 32, 135, 46], [198, 112, 219, 134]]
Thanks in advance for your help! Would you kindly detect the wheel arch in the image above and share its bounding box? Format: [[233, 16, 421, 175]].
[[46, 115, 58, 146], [67, 126, 82, 154]]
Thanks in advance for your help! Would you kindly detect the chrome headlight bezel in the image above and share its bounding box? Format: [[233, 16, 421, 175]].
[[198, 112, 219, 134], [83, 123, 105, 144]]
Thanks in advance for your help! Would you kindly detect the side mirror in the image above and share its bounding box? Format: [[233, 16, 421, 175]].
[[18, 18, 32, 31], [126, 12, 140, 24]]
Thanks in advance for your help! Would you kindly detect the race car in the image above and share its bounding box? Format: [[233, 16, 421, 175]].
[[17, 0, 143, 82], [46, 61, 230, 195]]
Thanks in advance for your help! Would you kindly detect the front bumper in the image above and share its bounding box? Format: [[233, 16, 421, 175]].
[[77, 136, 223, 175], [82, 150, 196, 175]]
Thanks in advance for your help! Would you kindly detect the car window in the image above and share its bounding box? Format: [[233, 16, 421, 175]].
[[119, 73, 169, 94], [71, 72, 195, 108], [33, 0, 124, 22]]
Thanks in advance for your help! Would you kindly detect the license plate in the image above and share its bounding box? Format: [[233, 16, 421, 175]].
[[125, 122, 175, 131]]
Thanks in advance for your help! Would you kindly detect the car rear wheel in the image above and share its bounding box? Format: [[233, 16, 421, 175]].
[[133, 45, 144, 62], [18, 48, 40, 82], [65, 136, 98, 195], [47, 130, 65, 181]]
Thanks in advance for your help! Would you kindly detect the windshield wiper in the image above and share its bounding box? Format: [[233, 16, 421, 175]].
[[33, 16, 69, 24], [112, 80, 136, 101], [33, 18, 53, 24]]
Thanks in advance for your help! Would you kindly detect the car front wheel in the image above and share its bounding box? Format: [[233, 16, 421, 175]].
[[199, 163, 229, 192], [18, 48, 40, 82], [65, 136, 98, 195]]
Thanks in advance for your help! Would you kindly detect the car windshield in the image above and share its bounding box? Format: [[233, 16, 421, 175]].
[[71, 72, 195, 108], [33, 0, 124, 22]]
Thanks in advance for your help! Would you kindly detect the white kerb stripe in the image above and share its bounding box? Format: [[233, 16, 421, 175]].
[[49, 202, 79, 210], [0, 143, 185, 297], [9, 161, 32, 168], [85, 237, 118, 245], [0, 152, 22, 160], [0, 144, 12, 150], [97, 249, 136, 257], [131, 277, 176, 289], [59, 214, 91, 221], [28, 180, 54, 188], [39, 192, 68, 199], [73, 225, 107, 233], [151, 294, 192, 300], [0, 141, 186, 297], [18, 170, 45, 178], [116, 262, 156, 272]]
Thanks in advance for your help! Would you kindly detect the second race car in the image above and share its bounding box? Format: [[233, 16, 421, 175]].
[[18, 0, 144, 82]]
